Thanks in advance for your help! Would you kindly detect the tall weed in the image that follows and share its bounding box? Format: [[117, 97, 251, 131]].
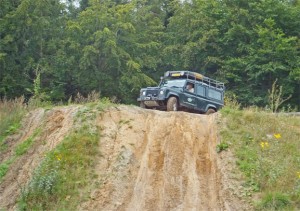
[[0, 97, 26, 145]]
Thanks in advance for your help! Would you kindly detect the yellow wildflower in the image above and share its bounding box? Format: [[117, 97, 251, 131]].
[[56, 155, 62, 161], [260, 141, 269, 149], [297, 171, 300, 179], [274, 133, 281, 139]]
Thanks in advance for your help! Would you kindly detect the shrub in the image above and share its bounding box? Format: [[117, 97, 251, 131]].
[[257, 192, 291, 210], [216, 142, 229, 153]]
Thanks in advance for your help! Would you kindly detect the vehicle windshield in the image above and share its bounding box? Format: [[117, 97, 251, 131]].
[[160, 79, 186, 88]]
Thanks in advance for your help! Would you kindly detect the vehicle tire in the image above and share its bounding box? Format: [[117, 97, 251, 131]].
[[140, 102, 147, 109], [167, 97, 178, 111], [206, 108, 216, 115]]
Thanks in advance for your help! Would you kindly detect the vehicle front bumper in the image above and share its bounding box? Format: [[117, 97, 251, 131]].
[[137, 96, 165, 107]]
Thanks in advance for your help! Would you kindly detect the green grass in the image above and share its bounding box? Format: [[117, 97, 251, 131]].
[[220, 107, 300, 209], [216, 141, 229, 153], [0, 158, 15, 179], [17, 99, 112, 210], [0, 97, 29, 181], [257, 192, 292, 210], [0, 97, 27, 149], [15, 129, 41, 156], [0, 129, 41, 181], [18, 125, 100, 210], [15, 137, 34, 156]]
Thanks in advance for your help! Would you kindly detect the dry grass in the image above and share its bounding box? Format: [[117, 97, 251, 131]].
[[72, 91, 101, 104], [0, 97, 27, 144]]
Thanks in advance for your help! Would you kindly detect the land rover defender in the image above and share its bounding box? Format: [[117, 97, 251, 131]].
[[137, 71, 225, 114]]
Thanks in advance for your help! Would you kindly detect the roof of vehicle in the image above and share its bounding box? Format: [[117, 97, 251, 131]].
[[164, 71, 225, 90]]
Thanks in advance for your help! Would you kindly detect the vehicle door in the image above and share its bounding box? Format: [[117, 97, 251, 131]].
[[181, 81, 197, 109], [207, 88, 224, 109], [194, 84, 208, 112]]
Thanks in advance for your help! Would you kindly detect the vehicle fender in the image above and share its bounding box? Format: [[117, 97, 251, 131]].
[[166, 92, 179, 99], [205, 104, 217, 112]]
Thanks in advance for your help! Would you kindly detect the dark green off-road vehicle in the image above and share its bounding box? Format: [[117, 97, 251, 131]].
[[137, 71, 225, 114]]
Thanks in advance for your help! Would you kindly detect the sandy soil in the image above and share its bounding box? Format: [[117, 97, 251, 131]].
[[80, 105, 251, 211], [0, 105, 251, 210]]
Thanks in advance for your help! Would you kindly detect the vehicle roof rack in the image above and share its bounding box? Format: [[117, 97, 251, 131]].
[[164, 71, 225, 90]]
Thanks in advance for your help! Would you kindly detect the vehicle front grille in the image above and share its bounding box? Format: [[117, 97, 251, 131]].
[[146, 90, 159, 97]]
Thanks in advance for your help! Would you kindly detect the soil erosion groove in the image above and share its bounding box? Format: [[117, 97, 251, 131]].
[[1, 105, 249, 210], [81, 106, 247, 211]]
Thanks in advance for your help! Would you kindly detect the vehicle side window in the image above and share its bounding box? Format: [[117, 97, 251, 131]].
[[208, 89, 222, 100], [185, 82, 195, 93], [196, 85, 205, 96]]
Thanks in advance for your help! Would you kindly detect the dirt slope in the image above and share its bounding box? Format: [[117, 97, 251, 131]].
[[0, 105, 250, 210], [80, 106, 249, 210], [0, 106, 79, 209]]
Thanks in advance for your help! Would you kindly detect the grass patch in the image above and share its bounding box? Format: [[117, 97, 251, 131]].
[[257, 192, 292, 210], [220, 107, 300, 209], [0, 158, 15, 179], [0, 97, 27, 148], [0, 129, 41, 181], [15, 137, 34, 156], [216, 141, 229, 153], [18, 99, 114, 210], [15, 129, 41, 156], [75, 97, 114, 121], [18, 118, 101, 210]]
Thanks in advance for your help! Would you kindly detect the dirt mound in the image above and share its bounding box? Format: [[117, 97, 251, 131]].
[[80, 106, 250, 210], [0, 105, 250, 210]]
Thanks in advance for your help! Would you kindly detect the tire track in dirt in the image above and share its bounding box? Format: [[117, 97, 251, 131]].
[[80, 106, 249, 211]]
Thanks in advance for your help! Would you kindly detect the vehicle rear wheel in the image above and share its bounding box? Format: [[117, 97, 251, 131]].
[[167, 97, 178, 111], [206, 108, 216, 115]]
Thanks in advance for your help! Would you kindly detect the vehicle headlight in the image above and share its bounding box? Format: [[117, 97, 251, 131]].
[[142, 91, 146, 96], [160, 90, 164, 95]]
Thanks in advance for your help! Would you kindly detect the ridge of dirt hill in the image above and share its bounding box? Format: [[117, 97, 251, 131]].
[[0, 105, 251, 210]]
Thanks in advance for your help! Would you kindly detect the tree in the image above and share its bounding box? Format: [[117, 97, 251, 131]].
[[66, 0, 157, 103], [0, 0, 67, 100]]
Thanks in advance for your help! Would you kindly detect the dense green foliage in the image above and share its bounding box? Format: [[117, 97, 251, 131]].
[[1, 0, 299, 108]]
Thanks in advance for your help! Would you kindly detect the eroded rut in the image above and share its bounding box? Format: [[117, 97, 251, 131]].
[[0, 105, 250, 210], [80, 106, 248, 211]]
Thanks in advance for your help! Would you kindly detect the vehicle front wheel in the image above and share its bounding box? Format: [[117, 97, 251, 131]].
[[205, 108, 216, 115], [140, 102, 147, 109], [167, 97, 178, 111]]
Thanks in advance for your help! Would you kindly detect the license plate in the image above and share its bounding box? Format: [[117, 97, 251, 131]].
[[145, 97, 150, 100], [144, 100, 159, 107]]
